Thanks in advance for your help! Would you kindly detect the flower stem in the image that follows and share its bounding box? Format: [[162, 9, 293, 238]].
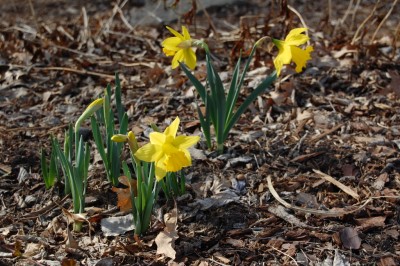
[[216, 143, 224, 154], [73, 221, 83, 232]]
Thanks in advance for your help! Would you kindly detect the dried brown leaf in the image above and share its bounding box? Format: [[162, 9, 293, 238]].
[[112, 176, 137, 213], [340, 227, 361, 250], [155, 206, 179, 259]]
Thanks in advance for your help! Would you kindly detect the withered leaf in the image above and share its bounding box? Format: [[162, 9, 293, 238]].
[[340, 227, 361, 250], [112, 176, 137, 213]]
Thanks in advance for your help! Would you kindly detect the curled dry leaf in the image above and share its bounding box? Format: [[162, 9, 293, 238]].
[[155, 206, 179, 260], [112, 176, 137, 213]]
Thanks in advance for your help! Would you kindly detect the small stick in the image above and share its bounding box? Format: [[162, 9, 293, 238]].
[[313, 169, 359, 200], [270, 246, 299, 266], [370, 0, 398, 44], [267, 175, 372, 217], [287, 5, 310, 45], [34, 66, 116, 80], [351, 0, 380, 45]]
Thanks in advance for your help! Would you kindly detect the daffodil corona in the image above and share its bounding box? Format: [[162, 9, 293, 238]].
[[272, 28, 313, 76], [162, 26, 197, 70], [134, 117, 200, 181]]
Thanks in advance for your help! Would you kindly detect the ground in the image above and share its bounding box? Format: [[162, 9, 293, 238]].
[[1, 0, 400, 265]]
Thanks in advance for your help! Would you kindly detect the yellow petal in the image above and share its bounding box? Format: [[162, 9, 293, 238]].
[[162, 142, 180, 154], [183, 48, 197, 70], [164, 117, 180, 138], [164, 151, 190, 172], [273, 43, 292, 76], [171, 49, 184, 69], [135, 143, 162, 162], [285, 28, 309, 46], [150, 132, 166, 146], [290, 45, 313, 73], [163, 48, 176, 56], [162, 37, 182, 50], [183, 149, 192, 165], [181, 26, 191, 40], [166, 26, 184, 40], [173, 135, 200, 149], [155, 159, 167, 181]]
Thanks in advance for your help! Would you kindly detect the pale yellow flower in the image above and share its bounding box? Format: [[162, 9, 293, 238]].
[[75, 98, 104, 133], [162, 26, 197, 70], [272, 28, 313, 76], [134, 117, 200, 181]]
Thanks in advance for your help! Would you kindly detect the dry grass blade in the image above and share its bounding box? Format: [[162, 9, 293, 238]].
[[313, 169, 359, 200], [351, 0, 380, 45], [267, 175, 370, 217], [370, 0, 399, 44]]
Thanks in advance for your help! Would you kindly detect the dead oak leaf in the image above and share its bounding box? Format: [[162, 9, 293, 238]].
[[112, 176, 137, 213], [155, 206, 179, 260]]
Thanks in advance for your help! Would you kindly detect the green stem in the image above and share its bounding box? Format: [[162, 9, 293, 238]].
[[216, 142, 224, 154], [73, 221, 83, 232]]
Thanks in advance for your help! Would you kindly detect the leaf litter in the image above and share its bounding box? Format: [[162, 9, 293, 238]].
[[0, 0, 400, 265]]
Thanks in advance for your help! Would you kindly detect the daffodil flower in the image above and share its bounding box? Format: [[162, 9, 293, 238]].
[[162, 26, 197, 70], [272, 28, 313, 76], [134, 117, 200, 181]]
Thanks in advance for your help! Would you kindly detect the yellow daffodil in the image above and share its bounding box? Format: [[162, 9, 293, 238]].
[[162, 26, 196, 70], [272, 28, 313, 76], [134, 117, 200, 181]]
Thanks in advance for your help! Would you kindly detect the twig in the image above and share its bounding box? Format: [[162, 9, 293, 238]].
[[196, 0, 219, 38], [21, 195, 69, 220], [266, 175, 372, 217], [309, 123, 343, 143], [350, 0, 361, 31], [313, 169, 359, 200], [351, 0, 380, 45], [28, 0, 39, 29], [287, 5, 310, 45], [208, 258, 230, 266], [270, 246, 299, 266], [370, 0, 398, 44], [34, 66, 116, 80]]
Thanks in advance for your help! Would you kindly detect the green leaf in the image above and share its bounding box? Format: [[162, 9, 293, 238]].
[[91, 116, 109, 177], [40, 148, 49, 189], [223, 72, 277, 141], [206, 53, 226, 147], [115, 72, 124, 122], [179, 62, 207, 102], [225, 55, 242, 123]]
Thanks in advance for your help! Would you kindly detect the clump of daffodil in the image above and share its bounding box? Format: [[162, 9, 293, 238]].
[[162, 26, 201, 70], [272, 28, 313, 76], [134, 117, 200, 181]]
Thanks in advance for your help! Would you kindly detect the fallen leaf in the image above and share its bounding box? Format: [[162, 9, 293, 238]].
[[100, 214, 135, 237], [61, 258, 77, 266], [112, 176, 137, 213], [155, 205, 178, 259], [66, 228, 79, 249], [379, 256, 397, 266], [333, 249, 350, 266], [23, 243, 42, 257], [61, 208, 88, 225], [340, 227, 361, 250], [372, 173, 389, 191], [213, 252, 230, 264]]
